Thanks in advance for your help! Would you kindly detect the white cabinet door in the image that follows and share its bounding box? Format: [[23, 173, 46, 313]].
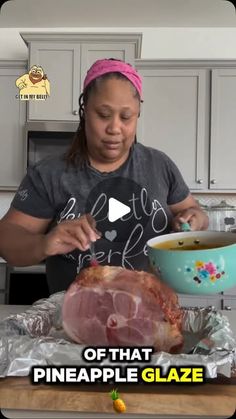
[[28, 41, 133, 121], [80, 43, 136, 86], [136, 67, 208, 190], [210, 68, 236, 190], [28, 43, 81, 121], [0, 63, 26, 190], [23, 33, 142, 121]]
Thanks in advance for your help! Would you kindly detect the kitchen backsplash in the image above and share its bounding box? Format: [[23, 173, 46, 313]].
[[1, 191, 236, 230], [194, 194, 236, 208], [194, 194, 236, 231]]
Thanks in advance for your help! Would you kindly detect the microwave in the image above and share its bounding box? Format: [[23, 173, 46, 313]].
[[26, 121, 77, 167]]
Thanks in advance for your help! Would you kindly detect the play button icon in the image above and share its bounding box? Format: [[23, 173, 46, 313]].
[[85, 176, 152, 243], [108, 198, 131, 222]]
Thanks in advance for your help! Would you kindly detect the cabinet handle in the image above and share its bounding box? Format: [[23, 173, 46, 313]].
[[197, 179, 203, 184], [73, 110, 79, 115], [210, 179, 217, 184]]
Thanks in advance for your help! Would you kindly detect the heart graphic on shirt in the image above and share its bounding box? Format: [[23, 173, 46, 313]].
[[85, 176, 152, 243], [105, 230, 117, 241]]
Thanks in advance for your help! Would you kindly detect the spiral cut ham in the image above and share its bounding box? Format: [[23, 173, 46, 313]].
[[62, 266, 184, 353]]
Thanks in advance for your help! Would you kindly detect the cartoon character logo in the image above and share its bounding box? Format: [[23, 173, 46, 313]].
[[15, 65, 50, 100]]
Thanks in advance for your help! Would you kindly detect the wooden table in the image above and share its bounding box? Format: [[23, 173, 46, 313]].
[[0, 377, 235, 417]]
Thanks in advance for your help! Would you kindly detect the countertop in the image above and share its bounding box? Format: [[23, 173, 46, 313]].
[[0, 305, 235, 418]]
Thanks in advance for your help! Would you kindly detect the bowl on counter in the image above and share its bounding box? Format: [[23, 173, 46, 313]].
[[147, 231, 236, 295]]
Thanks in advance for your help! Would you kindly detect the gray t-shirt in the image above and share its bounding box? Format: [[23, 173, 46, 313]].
[[11, 143, 190, 293]]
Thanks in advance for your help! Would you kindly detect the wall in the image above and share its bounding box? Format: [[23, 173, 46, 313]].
[[1, 26, 236, 218], [2, 27, 236, 60], [0, 193, 13, 219]]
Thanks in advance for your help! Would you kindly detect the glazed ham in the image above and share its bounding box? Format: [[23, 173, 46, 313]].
[[62, 266, 184, 353]]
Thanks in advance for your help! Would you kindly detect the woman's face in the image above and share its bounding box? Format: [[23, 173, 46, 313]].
[[84, 77, 140, 167]]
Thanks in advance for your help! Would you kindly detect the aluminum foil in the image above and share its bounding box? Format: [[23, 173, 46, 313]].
[[0, 292, 235, 378]]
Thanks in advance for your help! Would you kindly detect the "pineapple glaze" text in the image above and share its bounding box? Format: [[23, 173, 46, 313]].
[[31, 346, 205, 384]]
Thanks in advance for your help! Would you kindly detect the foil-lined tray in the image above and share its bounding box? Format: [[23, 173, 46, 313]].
[[0, 292, 235, 378]]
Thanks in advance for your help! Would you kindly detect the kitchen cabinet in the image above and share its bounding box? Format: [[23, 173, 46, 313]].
[[0, 262, 7, 304], [135, 60, 236, 308], [0, 61, 27, 190], [135, 60, 236, 192], [136, 64, 208, 191], [20, 32, 142, 121], [210, 68, 236, 190]]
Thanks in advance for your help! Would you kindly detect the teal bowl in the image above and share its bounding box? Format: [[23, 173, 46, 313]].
[[147, 231, 236, 294]]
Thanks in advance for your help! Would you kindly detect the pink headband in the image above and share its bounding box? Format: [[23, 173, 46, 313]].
[[83, 59, 142, 98]]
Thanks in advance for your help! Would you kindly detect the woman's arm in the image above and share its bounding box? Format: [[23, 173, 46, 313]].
[[169, 194, 209, 231], [0, 209, 100, 266], [0, 208, 52, 266]]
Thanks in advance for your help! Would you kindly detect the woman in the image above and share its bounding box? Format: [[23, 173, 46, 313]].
[[0, 59, 208, 293]]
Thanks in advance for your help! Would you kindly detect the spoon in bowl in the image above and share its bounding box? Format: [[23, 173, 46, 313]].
[[180, 222, 191, 232]]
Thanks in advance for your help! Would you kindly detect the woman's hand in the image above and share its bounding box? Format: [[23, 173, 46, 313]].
[[172, 207, 209, 232], [43, 214, 101, 257], [169, 194, 209, 233]]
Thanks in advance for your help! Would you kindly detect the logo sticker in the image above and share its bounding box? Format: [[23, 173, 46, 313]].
[[15, 65, 50, 100]]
